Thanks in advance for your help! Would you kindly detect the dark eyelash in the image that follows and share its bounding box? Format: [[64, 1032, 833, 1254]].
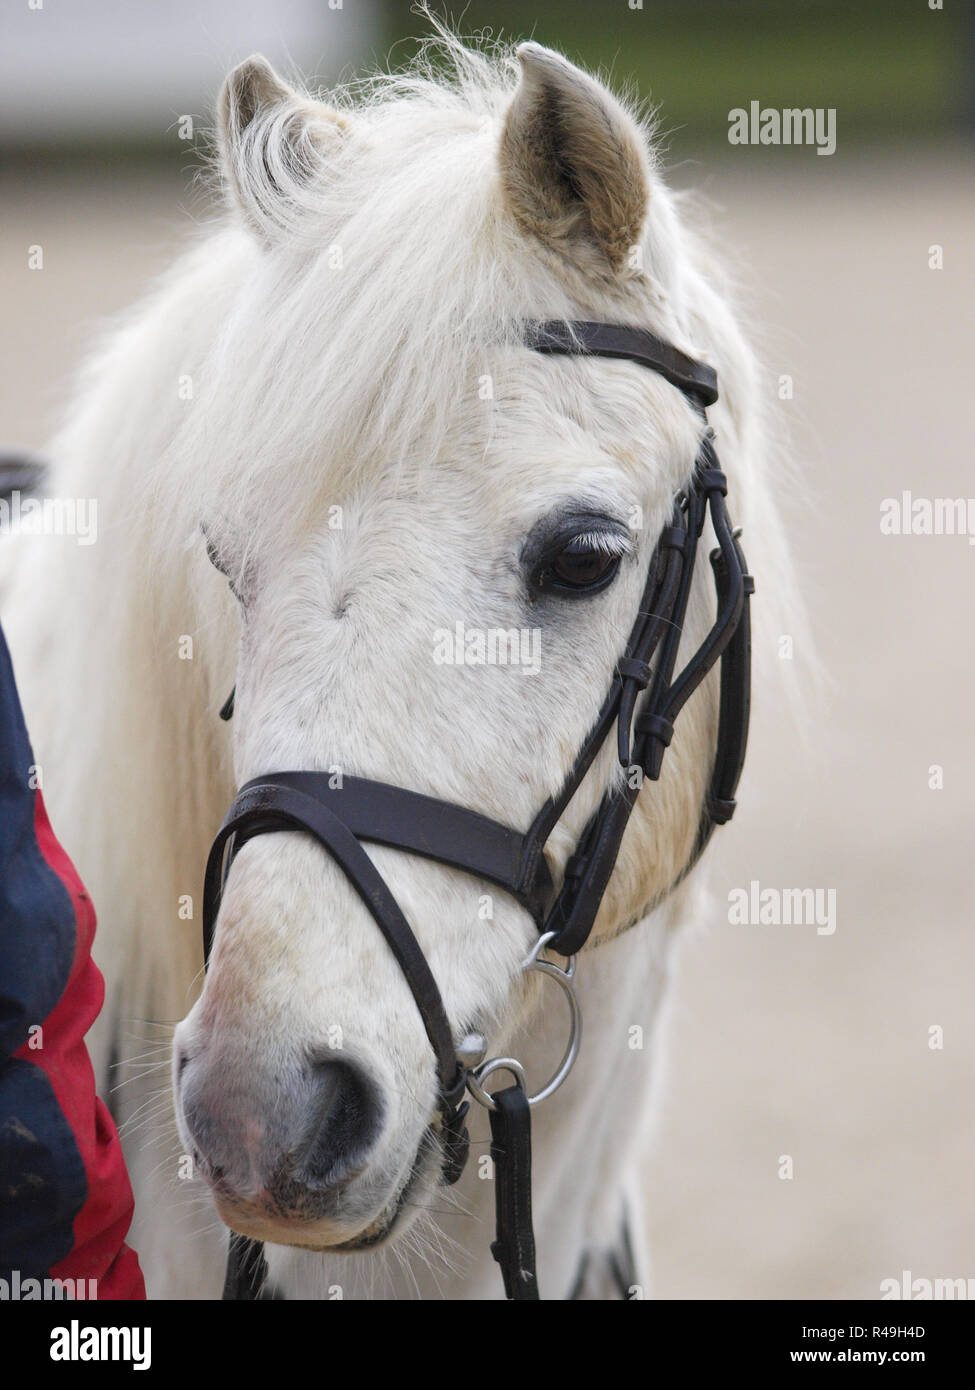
[[202, 526, 244, 602], [205, 536, 228, 575]]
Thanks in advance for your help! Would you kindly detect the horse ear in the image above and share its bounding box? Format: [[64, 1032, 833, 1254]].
[[217, 54, 351, 244], [500, 43, 650, 275]]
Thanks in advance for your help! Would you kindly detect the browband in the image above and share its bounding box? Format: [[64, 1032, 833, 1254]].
[[530, 320, 719, 407]]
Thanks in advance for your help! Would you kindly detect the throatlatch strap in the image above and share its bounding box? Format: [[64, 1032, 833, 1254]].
[[488, 1086, 539, 1301]]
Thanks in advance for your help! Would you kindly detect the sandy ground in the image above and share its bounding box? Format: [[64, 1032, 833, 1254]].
[[2, 145, 973, 1299]]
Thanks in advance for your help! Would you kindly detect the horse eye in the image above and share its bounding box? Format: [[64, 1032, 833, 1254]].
[[536, 538, 623, 595]]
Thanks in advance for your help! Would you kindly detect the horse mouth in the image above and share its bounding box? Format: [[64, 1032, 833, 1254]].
[[326, 1127, 439, 1251], [211, 1126, 440, 1253]]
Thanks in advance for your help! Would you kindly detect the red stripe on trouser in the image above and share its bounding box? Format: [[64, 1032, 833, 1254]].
[[13, 789, 145, 1299]]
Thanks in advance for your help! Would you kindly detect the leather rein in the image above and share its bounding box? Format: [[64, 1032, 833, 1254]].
[[200, 319, 754, 1301]]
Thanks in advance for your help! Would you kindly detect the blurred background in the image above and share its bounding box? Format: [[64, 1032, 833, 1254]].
[[3, 1, 973, 1298]]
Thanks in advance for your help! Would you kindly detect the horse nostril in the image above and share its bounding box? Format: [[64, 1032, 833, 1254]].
[[297, 1059, 383, 1189]]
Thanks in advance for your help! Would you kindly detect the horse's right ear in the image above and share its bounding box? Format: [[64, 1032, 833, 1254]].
[[217, 55, 351, 245]]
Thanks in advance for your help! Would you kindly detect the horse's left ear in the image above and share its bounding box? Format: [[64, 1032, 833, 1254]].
[[218, 54, 351, 245], [500, 43, 650, 276]]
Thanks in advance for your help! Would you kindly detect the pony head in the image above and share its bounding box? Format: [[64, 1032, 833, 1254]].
[[171, 37, 754, 1253]]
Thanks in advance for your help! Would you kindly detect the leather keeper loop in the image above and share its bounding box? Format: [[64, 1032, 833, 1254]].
[[635, 712, 674, 747], [441, 1065, 469, 1113], [707, 794, 737, 825], [617, 657, 652, 688], [696, 467, 727, 495], [660, 525, 687, 551]]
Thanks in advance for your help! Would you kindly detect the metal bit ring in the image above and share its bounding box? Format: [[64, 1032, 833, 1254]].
[[467, 933, 581, 1111]]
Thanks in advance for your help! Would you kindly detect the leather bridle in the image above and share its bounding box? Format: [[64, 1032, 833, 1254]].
[[200, 319, 753, 1301]]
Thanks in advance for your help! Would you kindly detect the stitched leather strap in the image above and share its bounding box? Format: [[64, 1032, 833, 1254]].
[[232, 771, 555, 926], [203, 782, 464, 1102], [535, 453, 752, 956], [697, 535, 753, 846], [488, 1085, 539, 1300]]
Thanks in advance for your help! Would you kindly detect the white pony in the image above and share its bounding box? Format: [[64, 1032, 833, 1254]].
[[0, 33, 790, 1299]]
